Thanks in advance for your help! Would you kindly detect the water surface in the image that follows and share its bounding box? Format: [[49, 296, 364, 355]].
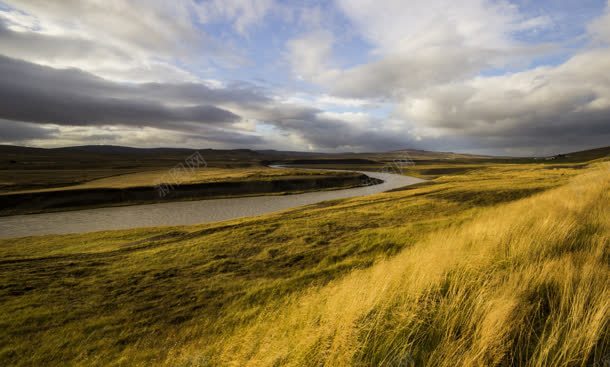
[[0, 170, 424, 238]]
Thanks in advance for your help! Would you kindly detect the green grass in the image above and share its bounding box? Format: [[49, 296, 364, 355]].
[[0, 159, 608, 366]]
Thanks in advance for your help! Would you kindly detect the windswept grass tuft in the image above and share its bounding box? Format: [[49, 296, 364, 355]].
[[178, 164, 609, 366]]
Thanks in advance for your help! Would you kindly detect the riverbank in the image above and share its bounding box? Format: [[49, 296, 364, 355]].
[[0, 172, 377, 216], [0, 170, 420, 238]]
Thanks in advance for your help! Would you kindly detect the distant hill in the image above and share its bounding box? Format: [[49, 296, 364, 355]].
[[55, 145, 198, 155], [368, 148, 492, 161], [0, 144, 486, 163], [553, 145, 610, 162], [1, 144, 607, 170], [0, 145, 265, 170], [280, 158, 380, 165]]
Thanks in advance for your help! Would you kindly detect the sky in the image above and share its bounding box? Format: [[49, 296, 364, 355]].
[[0, 0, 609, 156]]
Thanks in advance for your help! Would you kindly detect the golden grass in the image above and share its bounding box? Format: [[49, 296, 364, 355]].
[[3, 167, 351, 194], [0, 161, 607, 366], [171, 163, 609, 366]]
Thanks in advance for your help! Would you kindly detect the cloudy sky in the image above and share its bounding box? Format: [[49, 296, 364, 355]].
[[1, 0, 609, 155]]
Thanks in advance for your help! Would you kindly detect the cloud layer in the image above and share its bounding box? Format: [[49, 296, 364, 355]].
[[0, 0, 609, 155]]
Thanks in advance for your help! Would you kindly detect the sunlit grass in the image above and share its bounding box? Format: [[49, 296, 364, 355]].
[[3, 167, 354, 194], [202, 163, 608, 366], [0, 161, 607, 366]]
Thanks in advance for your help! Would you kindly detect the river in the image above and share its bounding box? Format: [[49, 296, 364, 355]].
[[0, 170, 424, 238]]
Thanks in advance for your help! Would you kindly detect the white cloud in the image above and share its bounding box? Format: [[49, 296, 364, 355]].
[[316, 111, 371, 125], [273, 93, 374, 111], [514, 15, 553, 32], [195, 0, 274, 35], [279, 0, 609, 154], [286, 30, 337, 81], [0, 25, 201, 83], [398, 48, 610, 150], [315, 94, 373, 108], [286, 0, 553, 98], [0, 0, 244, 82], [335, 0, 520, 53], [589, 0, 610, 43], [1, 1, 200, 53], [1, 0, 608, 154]]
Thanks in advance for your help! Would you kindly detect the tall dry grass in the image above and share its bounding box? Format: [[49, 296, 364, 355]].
[[172, 164, 609, 366]]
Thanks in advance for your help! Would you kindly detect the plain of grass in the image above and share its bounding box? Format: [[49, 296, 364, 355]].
[[207, 163, 609, 367], [1, 167, 356, 194], [0, 160, 608, 366]]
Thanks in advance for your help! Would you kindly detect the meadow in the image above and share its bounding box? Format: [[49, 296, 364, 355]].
[[0, 154, 608, 366], [2, 167, 358, 194], [0, 167, 365, 216]]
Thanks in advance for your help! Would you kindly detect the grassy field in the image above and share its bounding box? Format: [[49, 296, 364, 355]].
[[0, 155, 608, 366], [2, 167, 357, 194], [0, 167, 366, 216], [0, 144, 483, 192]]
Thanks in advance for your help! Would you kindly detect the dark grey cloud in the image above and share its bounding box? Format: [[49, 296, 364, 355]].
[[0, 54, 411, 151], [0, 119, 58, 142], [1, 49, 607, 154], [396, 48, 610, 155], [256, 105, 416, 151], [0, 18, 269, 105], [183, 129, 265, 146], [0, 55, 242, 128], [410, 132, 610, 157], [134, 81, 272, 107], [1, 0, 609, 155], [0, 55, 312, 149]]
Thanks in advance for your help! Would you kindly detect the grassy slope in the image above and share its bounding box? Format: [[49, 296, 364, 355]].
[[0, 160, 608, 366], [0, 168, 365, 216], [0, 144, 489, 192], [2, 167, 356, 194], [213, 164, 609, 367], [0, 145, 268, 192]]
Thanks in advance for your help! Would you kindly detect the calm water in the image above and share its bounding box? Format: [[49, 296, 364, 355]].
[[0, 170, 424, 238]]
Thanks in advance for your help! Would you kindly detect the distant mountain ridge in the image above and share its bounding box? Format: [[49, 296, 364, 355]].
[[0, 144, 484, 158], [1, 144, 608, 161]]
